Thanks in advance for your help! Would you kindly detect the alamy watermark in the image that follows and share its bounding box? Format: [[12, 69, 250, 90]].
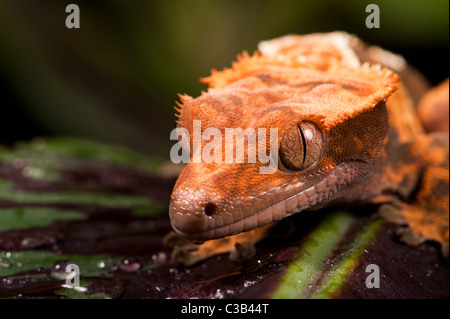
[[170, 120, 279, 174], [365, 4, 380, 29], [365, 264, 380, 288], [64, 263, 80, 288], [61, 263, 89, 292], [65, 4, 80, 29]]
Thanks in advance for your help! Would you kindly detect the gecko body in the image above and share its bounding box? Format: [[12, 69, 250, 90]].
[[169, 32, 449, 257]]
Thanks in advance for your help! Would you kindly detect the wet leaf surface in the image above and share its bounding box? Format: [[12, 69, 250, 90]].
[[0, 138, 448, 298]]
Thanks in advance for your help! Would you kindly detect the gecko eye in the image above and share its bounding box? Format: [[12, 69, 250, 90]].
[[279, 121, 323, 171]]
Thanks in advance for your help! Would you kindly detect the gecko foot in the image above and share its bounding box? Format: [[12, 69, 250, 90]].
[[163, 223, 275, 266]]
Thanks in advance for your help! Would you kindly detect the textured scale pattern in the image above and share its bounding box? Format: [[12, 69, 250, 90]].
[[169, 32, 449, 258]]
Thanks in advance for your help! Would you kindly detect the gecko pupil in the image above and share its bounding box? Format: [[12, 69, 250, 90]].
[[298, 124, 307, 166]]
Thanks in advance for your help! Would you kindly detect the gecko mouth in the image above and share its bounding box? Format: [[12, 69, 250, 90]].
[[170, 163, 356, 242]]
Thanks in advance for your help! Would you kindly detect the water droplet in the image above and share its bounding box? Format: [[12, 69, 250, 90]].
[[51, 260, 71, 279], [2, 277, 14, 285], [213, 289, 225, 299], [21, 237, 39, 249], [169, 267, 178, 274], [243, 280, 257, 288], [159, 252, 168, 261], [52, 260, 70, 272], [151, 252, 168, 263], [226, 289, 234, 296], [120, 260, 140, 272], [22, 166, 45, 179], [0, 259, 10, 268]]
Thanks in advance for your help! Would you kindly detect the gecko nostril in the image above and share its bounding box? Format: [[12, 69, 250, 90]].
[[204, 202, 217, 217]]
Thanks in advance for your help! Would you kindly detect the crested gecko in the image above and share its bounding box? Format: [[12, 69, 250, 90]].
[[167, 32, 449, 265]]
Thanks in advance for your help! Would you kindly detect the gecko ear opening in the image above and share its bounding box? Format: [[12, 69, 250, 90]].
[[279, 121, 323, 171]]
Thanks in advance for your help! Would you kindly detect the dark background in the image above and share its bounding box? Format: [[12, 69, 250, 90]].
[[0, 0, 448, 158]]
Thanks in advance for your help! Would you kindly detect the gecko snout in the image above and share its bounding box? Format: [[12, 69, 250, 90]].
[[169, 190, 226, 241]]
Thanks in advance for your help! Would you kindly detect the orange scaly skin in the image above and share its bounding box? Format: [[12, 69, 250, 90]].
[[169, 32, 449, 261]]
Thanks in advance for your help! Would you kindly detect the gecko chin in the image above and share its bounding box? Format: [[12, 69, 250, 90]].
[[169, 163, 359, 242]]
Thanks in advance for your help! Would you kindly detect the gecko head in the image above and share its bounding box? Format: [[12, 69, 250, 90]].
[[169, 39, 398, 242]]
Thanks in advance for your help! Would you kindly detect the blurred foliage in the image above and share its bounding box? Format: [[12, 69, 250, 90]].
[[0, 137, 447, 299], [0, 0, 448, 156]]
